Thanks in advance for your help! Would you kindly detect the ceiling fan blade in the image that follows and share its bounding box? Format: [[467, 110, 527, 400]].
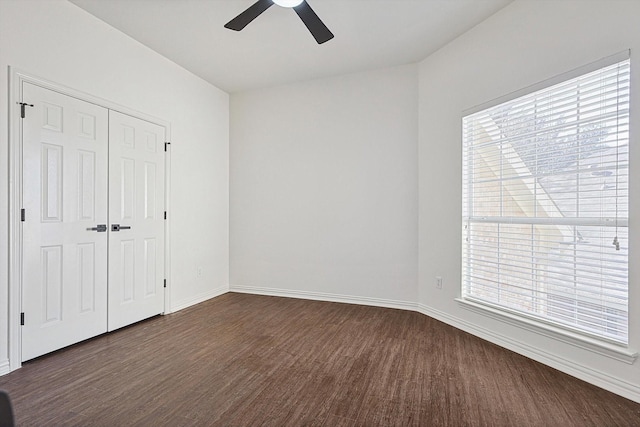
[[293, 1, 334, 44], [224, 0, 274, 31]]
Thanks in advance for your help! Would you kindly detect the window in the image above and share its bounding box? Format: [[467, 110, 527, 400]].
[[462, 56, 630, 344]]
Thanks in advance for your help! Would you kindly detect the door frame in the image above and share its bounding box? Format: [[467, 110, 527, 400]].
[[8, 68, 172, 372]]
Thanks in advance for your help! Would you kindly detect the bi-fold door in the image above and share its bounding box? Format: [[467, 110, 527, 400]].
[[21, 82, 166, 361]]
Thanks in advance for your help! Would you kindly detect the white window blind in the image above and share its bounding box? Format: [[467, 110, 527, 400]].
[[462, 57, 630, 344]]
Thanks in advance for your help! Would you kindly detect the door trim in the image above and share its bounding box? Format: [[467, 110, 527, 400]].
[[8, 68, 172, 372]]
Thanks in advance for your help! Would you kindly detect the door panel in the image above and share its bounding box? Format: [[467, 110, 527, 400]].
[[22, 83, 109, 361], [108, 110, 165, 331]]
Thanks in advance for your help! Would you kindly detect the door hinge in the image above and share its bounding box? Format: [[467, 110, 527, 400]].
[[164, 211, 167, 220], [164, 279, 167, 288], [21, 208, 25, 222], [164, 142, 171, 152], [20, 313, 25, 326], [18, 102, 34, 119]]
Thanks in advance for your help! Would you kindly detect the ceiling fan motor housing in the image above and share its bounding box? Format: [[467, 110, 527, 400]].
[[272, 0, 304, 8]]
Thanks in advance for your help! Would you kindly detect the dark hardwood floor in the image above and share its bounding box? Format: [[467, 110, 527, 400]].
[[1, 292, 639, 426]]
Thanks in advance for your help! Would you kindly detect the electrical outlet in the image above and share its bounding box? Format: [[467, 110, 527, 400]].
[[436, 276, 443, 289], [196, 266, 203, 279]]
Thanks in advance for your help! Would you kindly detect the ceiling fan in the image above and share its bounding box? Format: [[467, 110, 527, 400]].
[[224, 0, 334, 45]]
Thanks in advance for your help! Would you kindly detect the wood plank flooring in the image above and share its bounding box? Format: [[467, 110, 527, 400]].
[[1, 292, 639, 426]]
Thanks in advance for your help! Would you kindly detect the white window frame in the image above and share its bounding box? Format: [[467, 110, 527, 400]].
[[458, 52, 636, 361]]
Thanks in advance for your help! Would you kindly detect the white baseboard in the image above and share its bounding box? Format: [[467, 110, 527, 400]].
[[0, 359, 10, 376], [170, 285, 229, 313], [417, 303, 640, 404], [229, 284, 418, 312]]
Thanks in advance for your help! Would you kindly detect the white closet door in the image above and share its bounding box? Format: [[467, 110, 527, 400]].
[[108, 110, 166, 331], [22, 83, 109, 361]]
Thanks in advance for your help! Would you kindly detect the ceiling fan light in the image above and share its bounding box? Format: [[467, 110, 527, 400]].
[[272, 0, 304, 8]]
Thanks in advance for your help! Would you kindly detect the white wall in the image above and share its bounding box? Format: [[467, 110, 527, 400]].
[[230, 65, 418, 307], [0, 0, 229, 371], [418, 0, 640, 401]]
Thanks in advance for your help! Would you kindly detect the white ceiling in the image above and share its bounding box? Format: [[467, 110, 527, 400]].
[[69, 0, 512, 93]]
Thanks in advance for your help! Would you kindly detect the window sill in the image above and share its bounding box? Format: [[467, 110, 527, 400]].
[[455, 298, 638, 365]]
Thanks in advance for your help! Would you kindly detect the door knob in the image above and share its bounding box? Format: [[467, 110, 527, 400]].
[[111, 224, 132, 232], [87, 224, 107, 232]]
